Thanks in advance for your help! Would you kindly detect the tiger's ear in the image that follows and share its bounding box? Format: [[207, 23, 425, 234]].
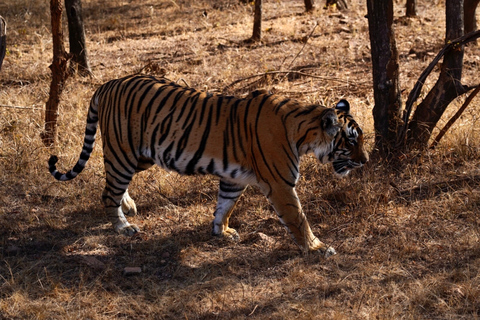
[[335, 99, 350, 113], [321, 109, 340, 137]]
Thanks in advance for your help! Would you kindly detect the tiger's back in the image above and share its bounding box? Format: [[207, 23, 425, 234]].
[[49, 74, 368, 257], [97, 75, 300, 182]]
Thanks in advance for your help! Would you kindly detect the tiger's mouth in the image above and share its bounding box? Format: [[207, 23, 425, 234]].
[[332, 160, 363, 176]]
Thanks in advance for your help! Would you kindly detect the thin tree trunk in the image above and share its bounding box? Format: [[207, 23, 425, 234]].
[[251, 0, 262, 42], [65, 0, 91, 76], [366, 0, 402, 156], [0, 16, 6, 71], [406, 0, 466, 149], [406, 0, 416, 17], [304, 0, 315, 12], [41, 0, 70, 147]]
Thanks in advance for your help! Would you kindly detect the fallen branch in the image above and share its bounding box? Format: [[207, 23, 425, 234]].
[[430, 84, 480, 149], [223, 70, 351, 92], [393, 174, 480, 200], [0, 104, 43, 110], [279, 21, 318, 82]]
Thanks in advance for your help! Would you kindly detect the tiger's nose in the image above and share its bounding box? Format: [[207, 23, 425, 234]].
[[361, 153, 369, 164]]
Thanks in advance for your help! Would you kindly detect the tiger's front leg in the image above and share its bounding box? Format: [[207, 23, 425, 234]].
[[212, 180, 246, 240], [265, 186, 336, 257]]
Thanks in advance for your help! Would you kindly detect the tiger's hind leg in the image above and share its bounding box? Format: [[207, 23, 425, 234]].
[[212, 180, 246, 241], [102, 160, 140, 236]]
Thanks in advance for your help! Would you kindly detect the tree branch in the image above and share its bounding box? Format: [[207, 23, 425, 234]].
[[430, 84, 480, 149], [397, 29, 480, 146], [0, 104, 43, 110], [223, 70, 352, 92]]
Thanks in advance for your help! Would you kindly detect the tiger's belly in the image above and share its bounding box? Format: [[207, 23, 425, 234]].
[[146, 146, 257, 186]]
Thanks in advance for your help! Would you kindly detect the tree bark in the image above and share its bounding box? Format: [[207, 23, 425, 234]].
[[41, 0, 70, 147], [464, 0, 480, 34], [366, 0, 402, 156], [406, 0, 466, 149], [65, 0, 91, 76], [0, 16, 6, 71], [406, 0, 416, 17], [304, 0, 315, 12], [251, 0, 262, 42]]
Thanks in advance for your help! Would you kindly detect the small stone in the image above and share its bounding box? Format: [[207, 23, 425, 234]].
[[5, 244, 20, 255], [256, 232, 275, 246], [123, 266, 142, 276], [79, 255, 106, 270]]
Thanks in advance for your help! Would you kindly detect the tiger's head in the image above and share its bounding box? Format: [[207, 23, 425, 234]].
[[317, 100, 368, 176]]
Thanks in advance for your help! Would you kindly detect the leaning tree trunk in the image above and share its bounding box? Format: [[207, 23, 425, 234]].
[[464, 0, 480, 34], [406, 0, 466, 149], [41, 0, 70, 147], [65, 0, 91, 76], [0, 16, 6, 71], [366, 0, 402, 157]]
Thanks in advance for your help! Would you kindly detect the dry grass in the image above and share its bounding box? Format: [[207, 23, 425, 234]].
[[1, 0, 480, 319]]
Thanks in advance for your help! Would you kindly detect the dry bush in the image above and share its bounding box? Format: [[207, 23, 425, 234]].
[[1, 0, 480, 319]]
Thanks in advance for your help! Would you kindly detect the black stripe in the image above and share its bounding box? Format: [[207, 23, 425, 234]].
[[254, 95, 277, 182], [207, 159, 215, 174], [175, 113, 196, 161], [294, 105, 317, 118], [273, 163, 296, 188], [274, 98, 290, 114], [215, 95, 224, 125], [186, 102, 213, 174]]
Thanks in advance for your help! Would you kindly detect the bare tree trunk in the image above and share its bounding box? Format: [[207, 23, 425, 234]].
[[0, 16, 6, 71], [41, 0, 70, 147], [65, 0, 92, 76], [406, 0, 466, 149], [464, 0, 480, 34], [304, 0, 315, 12], [406, 0, 416, 17], [251, 0, 262, 42], [366, 0, 402, 156]]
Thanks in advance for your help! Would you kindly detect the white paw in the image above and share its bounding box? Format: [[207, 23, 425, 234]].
[[324, 246, 337, 258], [115, 223, 140, 236]]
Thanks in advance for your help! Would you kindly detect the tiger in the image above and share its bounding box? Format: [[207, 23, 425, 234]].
[[48, 74, 368, 257]]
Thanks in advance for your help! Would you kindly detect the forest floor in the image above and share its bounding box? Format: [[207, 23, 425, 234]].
[[1, 0, 480, 319]]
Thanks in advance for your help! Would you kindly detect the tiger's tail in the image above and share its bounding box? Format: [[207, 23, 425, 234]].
[[48, 93, 100, 181]]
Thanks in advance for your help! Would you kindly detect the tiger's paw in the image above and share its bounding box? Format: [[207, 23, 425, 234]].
[[213, 225, 240, 241], [308, 238, 337, 258], [222, 227, 240, 241], [115, 222, 140, 236]]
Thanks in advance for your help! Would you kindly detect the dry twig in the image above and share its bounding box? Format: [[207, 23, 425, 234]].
[[0, 104, 43, 110], [430, 84, 480, 149], [224, 70, 351, 92]]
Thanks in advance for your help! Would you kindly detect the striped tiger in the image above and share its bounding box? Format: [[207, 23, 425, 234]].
[[48, 74, 368, 257]]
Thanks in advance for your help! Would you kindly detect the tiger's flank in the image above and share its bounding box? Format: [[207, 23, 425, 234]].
[[48, 74, 368, 257]]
